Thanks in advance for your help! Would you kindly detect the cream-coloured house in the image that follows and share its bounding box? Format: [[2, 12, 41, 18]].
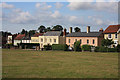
[[14, 34, 25, 46], [31, 33, 43, 43], [103, 25, 120, 47], [39, 31, 66, 48]]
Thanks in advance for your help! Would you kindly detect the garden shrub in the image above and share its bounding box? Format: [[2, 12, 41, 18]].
[[117, 44, 120, 52], [81, 45, 91, 51], [44, 44, 52, 50], [74, 41, 81, 51], [95, 46, 117, 52], [52, 44, 68, 51]]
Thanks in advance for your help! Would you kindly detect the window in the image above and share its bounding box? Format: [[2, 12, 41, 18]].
[[75, 39, 77, 42], [50, 39, 52, 42], [69, 39, 70, 43], [115, 34, 117, 38], [93, 39, 95, 44], [54, 39, 56, 43], [87, 39, 89, 44], [45, 38, 47, 42], [41, 38, 43, 42], [108, 34, 111, 38], [80, 39, 82, 44]]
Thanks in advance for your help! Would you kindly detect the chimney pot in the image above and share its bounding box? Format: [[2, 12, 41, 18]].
[[87, 26, 90, 33], [69, 27, 72, 33], [63, 28, 66, 36]]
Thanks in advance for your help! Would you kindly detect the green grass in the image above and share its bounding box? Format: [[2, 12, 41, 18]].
[[2, 49, 119, 78]]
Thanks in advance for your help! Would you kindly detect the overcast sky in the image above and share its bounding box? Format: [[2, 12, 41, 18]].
[[0, 0, 119, 34]]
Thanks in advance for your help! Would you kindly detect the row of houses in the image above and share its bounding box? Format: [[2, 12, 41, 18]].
[[7, 25, 120, 49]]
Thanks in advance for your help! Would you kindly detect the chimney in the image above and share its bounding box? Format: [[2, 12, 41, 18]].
[[69, 27, 72, 33], [87, 26, 90, 33], [99, 28, 103, 32], [63, 28, 66, 36]]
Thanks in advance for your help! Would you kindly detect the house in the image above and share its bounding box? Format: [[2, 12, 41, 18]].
[[31, 33, 44, 43], [14, 34, 25, 46], [39, 30, 66, 48], [7, 34, 17, 44], [22, 34, 32, 43], [66, 26, 104, 47], [103, 25, 120, 47]]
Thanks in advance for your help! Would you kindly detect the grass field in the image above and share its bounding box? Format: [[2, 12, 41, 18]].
[[2, 49, 119, 78]]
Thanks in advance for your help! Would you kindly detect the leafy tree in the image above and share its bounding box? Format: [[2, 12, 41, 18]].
[[38, 25, 46, 33], [46, 27, 51, 31], [74, 27, 80, 32], [52, 25, 63, 31], [74, 41, 81, 51], [21, 29, 26, 34], [29, 30, 36, 36], [101, 38, 114, 47]]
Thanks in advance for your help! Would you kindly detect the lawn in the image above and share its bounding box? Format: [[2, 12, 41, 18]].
[[2, 49, 119, 78]]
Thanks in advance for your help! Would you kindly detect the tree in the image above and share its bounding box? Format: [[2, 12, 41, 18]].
[[21, 29, 26, 34], [74, 27, 80, 32], [38, 25, 46, 33], [74, 41, 81, 51], [29, 30, 36, 36], [52, 25, 63, 31], [46, 27, 51, 31], [101, 38, 114, 47]]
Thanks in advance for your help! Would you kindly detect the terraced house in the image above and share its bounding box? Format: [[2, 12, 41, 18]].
[[103, 25, 120, 47], [14, 34, 25, 46], [66, 26, 104, 47], [31, 33, 43, 43], [39, 30, 66, 48]]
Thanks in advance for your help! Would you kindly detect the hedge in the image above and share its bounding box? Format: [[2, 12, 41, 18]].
[[81, 45, 91, 51], [44, 44, 52, 50], [52, 44, 68, 51], [95, 46, 117, 52]]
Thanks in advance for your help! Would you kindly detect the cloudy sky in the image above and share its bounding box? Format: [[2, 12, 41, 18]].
[[0, 0, 119, 33]]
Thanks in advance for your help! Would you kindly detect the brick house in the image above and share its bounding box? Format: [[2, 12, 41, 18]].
[[66, 26, 104, 47]]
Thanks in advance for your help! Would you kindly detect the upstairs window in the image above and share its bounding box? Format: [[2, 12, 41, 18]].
[[108, 34, 111, 38], [115, 34, 117, 38], [54, 39, 56, 43], [41, 38, 43, 42], [50, 39, 52, 42], [69, 39, 70, 43], [75, 39, 77, 42], [93, 39, 95, 44], [80, 39, 82, 44], [87, 39, 89, 44]]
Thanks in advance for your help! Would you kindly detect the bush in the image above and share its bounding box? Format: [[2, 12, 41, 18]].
[[81, 45, 91, 51], [52, 44, 68, 51], [108, 48, 117, 52], [74, 41, 81, 51], [44, 44, 52, 50], [95, 46, 117, 52], [117, 44, 120, 52]]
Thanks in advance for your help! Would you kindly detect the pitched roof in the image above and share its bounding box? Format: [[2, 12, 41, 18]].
[[66, 32, 102, 37], [14, 34, 25, 40], [103, 25, 120, 33], [43, 31, 62, 36], [33, 33, 44, 37]]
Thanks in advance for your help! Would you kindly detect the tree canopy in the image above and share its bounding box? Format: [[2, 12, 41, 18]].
[[38, 25, 47, 33], [74, 27, 80, 32], [52, 25, 63, 31], [101, 38, 114, 47]]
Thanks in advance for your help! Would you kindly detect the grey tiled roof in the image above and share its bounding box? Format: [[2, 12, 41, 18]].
[[66, 32, 102, 37], [43, 31, 62, 36]]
